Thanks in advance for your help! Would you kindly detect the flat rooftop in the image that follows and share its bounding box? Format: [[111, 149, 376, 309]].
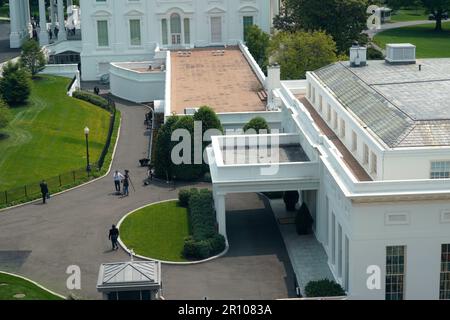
[[222, 144, 309, 165], [312, 59, 450, 148], [171, 47, 266, 114]]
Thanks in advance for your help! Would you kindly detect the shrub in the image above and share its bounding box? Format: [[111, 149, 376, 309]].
[[243, 117, 270, 134], [296, 202, 314, 235], [367, 46, 384, 60], [304, 279, 346, 298], [20, 39, 47, 76], [0, 62, 31, 106], [245, 25, 270, 71], [154, 115, 179, 179], [72, 90, 110, 111], [283, 191, 299, 212], [0, 99, 11, 130], [178, 188, 198, 207], [193, 106, 223, 135], [183, 189, 226, 260]]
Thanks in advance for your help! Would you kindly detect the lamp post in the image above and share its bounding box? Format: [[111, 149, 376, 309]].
[[84, 126, 91, 173]]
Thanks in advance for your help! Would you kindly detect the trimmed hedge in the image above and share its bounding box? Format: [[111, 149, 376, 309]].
[[72, 90, 110, 111], [180, 189, 226, 260], [304, 279, 346, 298], [178, 188, 198, 207]]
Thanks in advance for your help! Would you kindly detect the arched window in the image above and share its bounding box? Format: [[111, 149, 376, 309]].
[[170, 13, 181, 45]]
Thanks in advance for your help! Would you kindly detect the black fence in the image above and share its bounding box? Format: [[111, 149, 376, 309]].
[[0, 96, 118, 207]]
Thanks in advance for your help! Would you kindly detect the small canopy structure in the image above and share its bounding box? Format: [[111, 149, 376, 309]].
[[97, 260, 162, 300]]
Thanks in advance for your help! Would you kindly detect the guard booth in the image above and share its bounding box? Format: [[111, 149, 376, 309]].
[[97, 260, 162, 300]]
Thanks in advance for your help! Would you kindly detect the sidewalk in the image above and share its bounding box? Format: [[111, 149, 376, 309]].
[[268, 198, 334, 295]]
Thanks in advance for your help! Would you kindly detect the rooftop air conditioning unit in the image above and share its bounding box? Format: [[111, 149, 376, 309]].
[[350, 43, 367, 67], [184, 108, 199, 115], [385, 43, 416, 64]]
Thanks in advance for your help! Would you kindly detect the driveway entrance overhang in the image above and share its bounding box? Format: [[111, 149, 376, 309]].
[[207, 133, 320, 237]]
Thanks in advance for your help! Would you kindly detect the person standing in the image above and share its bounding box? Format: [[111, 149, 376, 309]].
[[113, 170, 124, 193], [122, 170, 130, 196], [108, 225, 120, 251], [40, 180, 49, 204]]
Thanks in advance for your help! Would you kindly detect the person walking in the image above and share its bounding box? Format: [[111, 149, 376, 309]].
[[122, 170, 130, 196], [113, 170, 124, 193], [40, 180, 49, 204], [108, 225, 120, 250]]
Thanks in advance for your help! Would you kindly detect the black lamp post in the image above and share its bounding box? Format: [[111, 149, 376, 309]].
[[84, 126, 91, 172]]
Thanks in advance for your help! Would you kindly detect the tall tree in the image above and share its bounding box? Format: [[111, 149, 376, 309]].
[[20, 39, 47, 76], [0, 99, 11, 130], [279, 0, 368, 53], [421, 0, 450, 31], [244, 25, 270, 71], [268, 30, 338, 80], [0, 62, 31, 106]]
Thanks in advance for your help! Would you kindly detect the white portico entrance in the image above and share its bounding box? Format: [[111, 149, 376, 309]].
[[207, 133, 321, 238]]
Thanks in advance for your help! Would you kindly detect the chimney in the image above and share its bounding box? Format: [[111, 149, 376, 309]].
[[266, 64, 281, 92], [349, 42, 367, 67]]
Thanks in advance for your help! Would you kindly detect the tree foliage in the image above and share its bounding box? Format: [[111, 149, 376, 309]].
[[276, 0, 369, 53], [305, 279, 346, 297], [154, 115, 179, 179], [0, 62, 32, 106], [245, 25, 271, 71], [421, 0, 450, 31], [20, 39, 47, 76], [0, 99, 11, 130], [268, 30, 338, 80], [243, 116, 270, 134]]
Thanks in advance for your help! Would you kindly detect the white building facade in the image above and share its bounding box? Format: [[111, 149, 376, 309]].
[[79, 0, 279, 80]]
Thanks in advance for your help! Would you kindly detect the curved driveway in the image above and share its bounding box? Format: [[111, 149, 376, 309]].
[[0, 100, 295, 300]]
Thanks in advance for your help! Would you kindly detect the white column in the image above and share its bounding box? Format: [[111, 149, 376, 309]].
[[214, 192, 227, 238], [25, 0, 32, 29], [50, 0, 56, 32], [57, 0, 67, 41], [39, 0, 49, 45], [67, 0, 73, 8], [9, 0, 21, 48]]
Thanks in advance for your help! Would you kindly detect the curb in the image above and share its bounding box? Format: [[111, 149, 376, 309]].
[[0, 115, 122, 214], [0, 271, 66, 300], [116, 199, 229, 265]]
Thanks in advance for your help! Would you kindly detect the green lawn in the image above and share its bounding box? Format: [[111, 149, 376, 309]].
[[390, 9, 428, 22], [0, 272, 63, 300], [0, 75, 111, 191], [374, 22, 450, 58], [120, 201, 190, 262]]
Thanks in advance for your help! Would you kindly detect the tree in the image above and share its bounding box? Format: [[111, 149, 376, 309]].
[[421, 0, 450, 31], [0, 62, 32, 106], [268, 31, 338, 80], [154, 115, 179, 179], [305, 279, 346, 297], [280, 0, 368, 53], [0, 99, 11, 130], [243, 116, 270, 133], [244, 25, 270, 71], [20, 39, 47, 76]]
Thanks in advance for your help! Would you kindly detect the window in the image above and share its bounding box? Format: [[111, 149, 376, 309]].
[[243, 16, 254, 42], [184, 18, 190, 44], [327, 104, 331, 122], [170, 13, 182, 45], [324, 197, 329, 247], [333, 111, 338, 130], [312, 87, 316, 104], [308, 83, 312, 99], [371, 152, 378, 175], [338, 224, 343, 278], [129, 19, 141, 46], [363, 144, 369, 165], [340, 119, 346, 138], [97, 20, 109, 47], [211, 16, 222, 43], [385, 246, 406, 300], [431, 161, 450, 179], [352, 131, 357, 152], [318, 95, 323, 113], [440, 244, 450, 300], [161, 19, 168, 45], [331, 212, 336, 265]]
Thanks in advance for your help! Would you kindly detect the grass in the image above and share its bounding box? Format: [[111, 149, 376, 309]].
[[390, 9, 428, 22], [0, 75, 111, 191], [0, 272, 63, 300], [374, 22, 450, 58], [120, 201, 190, 262]]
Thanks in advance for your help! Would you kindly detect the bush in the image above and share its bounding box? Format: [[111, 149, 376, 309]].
[[296, 202, 314, 235], [367, 46, 384, 60], [0, 62, 31, 106], [283, 191, 299, 212], [304, 279, 346, 298], [154, 115, 179, 179], [245, 25, 270, 71], [183, 189, 226, 260], [178, 188, 198, 207], [72, 90, 110, 111], [243, 117, 270, 134], [0, 100, 11, 130]]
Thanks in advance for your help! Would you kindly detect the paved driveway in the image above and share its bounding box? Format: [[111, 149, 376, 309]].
[[162, 193, 297, 300]]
